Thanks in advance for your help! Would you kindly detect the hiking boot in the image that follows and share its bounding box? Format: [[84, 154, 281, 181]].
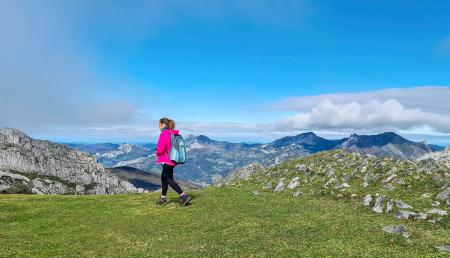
[[156, 197, 167, 206], [180, 194, 192, 206]]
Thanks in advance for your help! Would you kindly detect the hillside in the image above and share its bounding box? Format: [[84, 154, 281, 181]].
[[221, 150, 449, 223], [0, 128, 141, 194], [0, 187, 448, 257]]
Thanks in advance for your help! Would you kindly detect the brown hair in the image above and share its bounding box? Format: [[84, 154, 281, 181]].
[[159, 117, 176, 129]]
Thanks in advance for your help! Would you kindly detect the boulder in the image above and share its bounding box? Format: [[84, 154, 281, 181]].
[[414, 212, 428, 220], [323, 178, 337, 188], [382, 225, 409, 238], [396, 210, 417, 219], [362, 194, 372, 207], [262, 182, 272, 190], [395, 200, 413, 209], [436, 188, 450, 200], [372, 195, 385, 213], [287, 177, 300, 189], [274, 179, 285, 192], [426, 208, 448, 216], [386, 199, 394, 213]]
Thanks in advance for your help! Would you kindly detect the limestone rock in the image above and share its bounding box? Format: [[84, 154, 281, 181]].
[[362, 194, 372, 207], [287, 177, 300, 189], [0, 128, 142, 195], [382, 225, 409, 237], [274, 179, 285, 192], [372, 195, 385, 213]]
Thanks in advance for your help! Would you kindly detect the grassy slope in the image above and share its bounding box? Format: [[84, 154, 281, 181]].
[[0, 187, 448, 257]]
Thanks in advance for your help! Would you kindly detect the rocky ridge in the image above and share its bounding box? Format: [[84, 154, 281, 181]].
[[0, 128, 143, 194], [219, 150, 449, 227]]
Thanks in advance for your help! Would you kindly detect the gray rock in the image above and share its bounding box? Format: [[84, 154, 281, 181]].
[[428, 217, 442, 223], [426, 208, 448, 216], [386, 199, 394, 213], [383, 184, 396, 190], [324, 178, 337, 188], [436, 245, 450, 252], [262, 182, 272, 190], [382, 225, 409, 237], [414, 212, 428, 220], [0, 128, 142, 195], [295, 164, 308, 172], [362, 194, 372, 207], [432, 201, 440, 207], [396, 210, 417, 219], [287, 177, 300, 189], [395, 200, 413, 209], [372, 195, 385, 213], [381, 174, 396, 184], [293, 191, 301, 198], [436, 188, 450, 200], [274, 179, 285, 192]]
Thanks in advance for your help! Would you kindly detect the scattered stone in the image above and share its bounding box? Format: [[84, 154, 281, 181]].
[[351, 193, 357, 198], [382, 174, 396, 184], [287, 177, 300, 189], [436, 188, 450, 200], [362, 194, 372, 206], [362, 181, 369, 188], [293, 191, 301, 198], [396, 210, 417, 219], [429, 217, 442, 223], [392, 178, 405, 185], [386, 199, 394, 213], [426, 208, 448, 216], [436, 245, 450, 252], [274, 179, 285, 192], [414, 212, 428, 220], [372, 195, 385, 213], [262, 182, 272, 190], [295, 164, 308, 171], [432, 201, 440, 207], [382, 224, 409, 237], [421, 193, 432, 198], [325, 168, 335, 177], [323, 178, 337, 188], [395, 200, 413, 209], [383, 184, 396, 190]]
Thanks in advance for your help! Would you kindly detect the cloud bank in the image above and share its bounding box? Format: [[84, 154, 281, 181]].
[[271, 87, 450, 134]]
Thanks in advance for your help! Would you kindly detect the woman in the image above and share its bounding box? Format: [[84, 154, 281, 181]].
[[155, 117, 192, 206]]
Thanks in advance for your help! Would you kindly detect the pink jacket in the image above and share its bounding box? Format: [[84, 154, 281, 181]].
[[155, 128, 179, 166]]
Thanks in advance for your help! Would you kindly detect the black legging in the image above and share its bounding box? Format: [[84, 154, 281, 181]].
[[161, 164, 183, 196]]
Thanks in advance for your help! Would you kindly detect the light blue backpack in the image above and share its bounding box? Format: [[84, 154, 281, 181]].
[[169, 134, 186, 164]]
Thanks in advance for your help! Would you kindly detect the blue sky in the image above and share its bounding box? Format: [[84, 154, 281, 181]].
[[1, 0, 450, 144]]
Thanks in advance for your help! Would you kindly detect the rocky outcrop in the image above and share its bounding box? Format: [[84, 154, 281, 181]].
[[0, 128, 142, 194], [417, 147, 450, 167]]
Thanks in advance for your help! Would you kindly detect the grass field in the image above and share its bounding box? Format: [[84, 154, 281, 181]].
[[0, 187, 448, 257]]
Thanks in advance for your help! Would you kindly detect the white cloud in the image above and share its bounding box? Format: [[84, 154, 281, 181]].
[[271, 86, 450, 114], [275, 99, 450, 133]]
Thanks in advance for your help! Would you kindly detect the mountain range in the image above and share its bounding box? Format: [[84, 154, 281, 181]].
[[66, 131, 444, 185]]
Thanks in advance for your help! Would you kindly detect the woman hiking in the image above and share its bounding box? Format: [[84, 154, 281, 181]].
[[155, 117, 192, 206]]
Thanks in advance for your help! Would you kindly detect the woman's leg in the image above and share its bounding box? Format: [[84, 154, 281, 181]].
[[163, 164, 184, 195], [161, 164, 170, 196]]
